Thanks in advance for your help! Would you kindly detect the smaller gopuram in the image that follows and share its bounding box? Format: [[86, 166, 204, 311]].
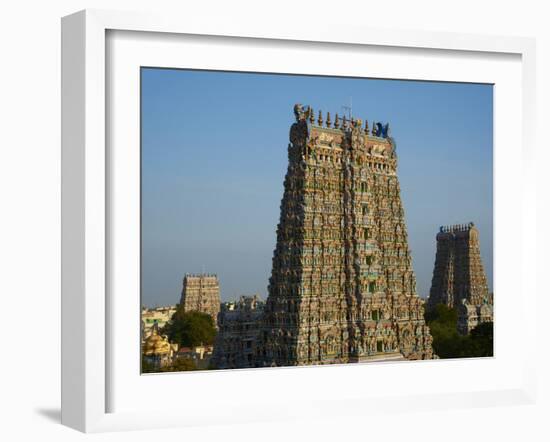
[[179, 274, 221, 327], [427, 223, 493, 334]]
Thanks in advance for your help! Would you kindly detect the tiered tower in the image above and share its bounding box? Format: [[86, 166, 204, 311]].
[[179, 274, 221, 326], [427, 223, 492, 334], [258, 104, 434, 367]]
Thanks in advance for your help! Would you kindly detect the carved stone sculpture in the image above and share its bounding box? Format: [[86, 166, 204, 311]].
[[257, 105, 434, 367]]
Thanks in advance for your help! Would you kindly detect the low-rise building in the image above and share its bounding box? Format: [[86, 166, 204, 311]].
[[212, 295, 264, 369], [457, 300, 493, 335], [175, 344, 214, 370], [141, 304, 177, 341]]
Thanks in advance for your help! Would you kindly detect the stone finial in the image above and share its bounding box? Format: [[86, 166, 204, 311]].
[[372, 121, 378, 136], [318, 110, 323, 126], [342, 115, 348, 129], [334, 113, 340, 129], [326, 112, 332, 128], [309, 107, 315, 124], [364, 119, 369, 134]]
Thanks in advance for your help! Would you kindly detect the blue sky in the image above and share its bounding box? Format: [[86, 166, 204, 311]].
[[141, 68, 493, 306]]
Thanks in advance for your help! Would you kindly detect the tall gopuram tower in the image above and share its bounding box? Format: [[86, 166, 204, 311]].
[[179, 274, 221, 327], [427, 223, 493, 334], [257, 104, 434, 367]]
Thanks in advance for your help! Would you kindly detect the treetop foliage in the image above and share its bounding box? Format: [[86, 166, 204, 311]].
[[425, 304, 493, 359], [162, 308, 217, 348]]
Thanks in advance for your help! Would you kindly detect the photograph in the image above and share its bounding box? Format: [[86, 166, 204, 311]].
[[140, 68, 494, 373], [1, 0, 545, 439]]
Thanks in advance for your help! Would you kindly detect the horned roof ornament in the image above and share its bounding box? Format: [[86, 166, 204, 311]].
[[293, 103, 305, 121], [292, 104, 391, 138]]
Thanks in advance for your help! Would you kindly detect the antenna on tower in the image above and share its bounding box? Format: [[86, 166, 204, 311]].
[[341, 97, 352, 121]]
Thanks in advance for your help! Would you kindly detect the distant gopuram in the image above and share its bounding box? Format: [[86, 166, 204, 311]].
[[179, 274, 221, 326], [257, 104, 434, 367], [427, 223, 493, 334]]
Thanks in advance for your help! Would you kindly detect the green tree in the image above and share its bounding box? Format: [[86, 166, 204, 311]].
[[160, 357, 197, 372], [466, 322, 493, 357], [425, 303, 457, 324], [425, 304, 464, 358], [425, 304, 493, 359], [162, 309, 216, 348]]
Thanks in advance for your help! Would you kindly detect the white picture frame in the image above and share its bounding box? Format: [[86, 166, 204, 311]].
[[61, 9, 537, 433]]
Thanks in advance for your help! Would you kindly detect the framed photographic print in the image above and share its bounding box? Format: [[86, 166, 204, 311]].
[[61, 9, 537, 433]]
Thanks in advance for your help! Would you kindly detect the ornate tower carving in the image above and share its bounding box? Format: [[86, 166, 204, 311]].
[[427, 223, 493, 334], [257, 104, 434, 367], [179, 274, 221, 327], [212, 295, 265, 369]]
